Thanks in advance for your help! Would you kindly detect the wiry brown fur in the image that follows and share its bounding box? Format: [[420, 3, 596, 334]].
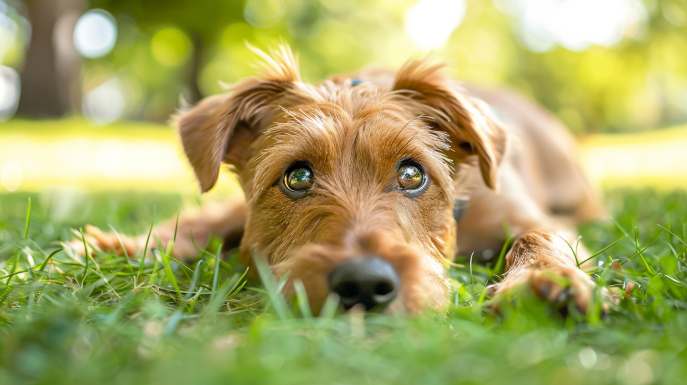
[[72, 45, 604, 315]]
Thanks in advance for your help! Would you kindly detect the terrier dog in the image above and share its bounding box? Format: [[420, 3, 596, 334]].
[[75, 45, 604, 315]]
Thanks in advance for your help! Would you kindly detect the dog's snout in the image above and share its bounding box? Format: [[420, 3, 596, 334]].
[[328, 257, 400, 311]]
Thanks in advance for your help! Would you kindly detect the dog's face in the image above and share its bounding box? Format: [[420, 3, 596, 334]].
[[177, 46, 505, 314]]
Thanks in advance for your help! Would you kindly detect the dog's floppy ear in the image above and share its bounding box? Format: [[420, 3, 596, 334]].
[[176, 45, 310, 192], [392, 59, 507, 189]]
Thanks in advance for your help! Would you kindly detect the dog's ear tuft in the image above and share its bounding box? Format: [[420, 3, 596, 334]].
[[175, 44, 308, 193], [392, 58, 507, 189], [248, 43, 301, 83]]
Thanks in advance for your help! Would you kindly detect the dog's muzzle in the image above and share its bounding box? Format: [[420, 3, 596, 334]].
[[328, 257, 400, 312]]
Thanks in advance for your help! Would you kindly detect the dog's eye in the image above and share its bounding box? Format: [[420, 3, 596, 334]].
[[284, 166, 314, 191], [397, 163, 424, 190]]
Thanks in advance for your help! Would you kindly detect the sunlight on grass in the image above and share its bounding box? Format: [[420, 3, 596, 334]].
[[581, 124, 687, 190], [2, 119, 687, 194], [0, 118, 241, 193]]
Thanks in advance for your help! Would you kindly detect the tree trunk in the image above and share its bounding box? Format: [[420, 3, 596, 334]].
[[186, 33, 204, 104], [17, 0, 83, 118]]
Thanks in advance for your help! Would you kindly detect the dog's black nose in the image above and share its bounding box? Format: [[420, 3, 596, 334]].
[[328, 257, 400, 311]]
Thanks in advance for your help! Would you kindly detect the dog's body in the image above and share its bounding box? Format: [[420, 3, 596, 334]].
[[77, 46, 604, 314]]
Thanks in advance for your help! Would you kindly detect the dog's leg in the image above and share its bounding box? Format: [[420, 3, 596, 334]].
[[486, 229, 600, 314], [69, 197, 246, 260]]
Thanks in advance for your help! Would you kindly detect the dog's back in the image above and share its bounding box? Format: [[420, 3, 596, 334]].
[[464, 85, 603, 223]]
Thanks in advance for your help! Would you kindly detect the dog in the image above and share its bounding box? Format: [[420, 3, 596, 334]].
[[73, 45, 605, 315]]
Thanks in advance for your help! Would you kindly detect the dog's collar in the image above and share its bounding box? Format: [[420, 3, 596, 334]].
[[453, 199, 468, 224], [351, 79, 364, 86]]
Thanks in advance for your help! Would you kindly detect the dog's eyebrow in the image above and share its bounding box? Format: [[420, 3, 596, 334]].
[[396, 132, 421, 155], [393, 114, 425, 145]]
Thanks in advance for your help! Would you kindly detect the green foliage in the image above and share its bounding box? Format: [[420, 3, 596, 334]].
[[22, 0, 680, 132], [0, 189, 686, 384]]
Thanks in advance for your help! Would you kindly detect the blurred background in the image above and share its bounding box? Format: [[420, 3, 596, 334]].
[[1, 0, 686, 197]]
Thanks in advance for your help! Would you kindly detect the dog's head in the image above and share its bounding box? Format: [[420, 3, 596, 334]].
[[176, 46, 506, 314]]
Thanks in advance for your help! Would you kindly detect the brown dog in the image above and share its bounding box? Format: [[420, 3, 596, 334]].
[[75, 45, 604, 315]]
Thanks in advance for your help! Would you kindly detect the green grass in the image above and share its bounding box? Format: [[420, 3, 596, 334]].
[[0, 117, 171, 140], [0, 189, 686, 385]]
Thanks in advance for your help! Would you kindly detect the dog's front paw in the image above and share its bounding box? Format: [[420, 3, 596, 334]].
[[487, 264, 599, 314], [67, 225, 138, 257]]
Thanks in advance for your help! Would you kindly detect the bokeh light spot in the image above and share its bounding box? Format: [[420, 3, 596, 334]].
[[517, 20, 555, 53], [0, 65, 19, 121], [1, 162, 22, 192], [244, 0, 285, 29], [499, 0, 646, 52], [73, 9, 117, 58], [577, 348, 597, 369], [405, 0, 466, 50], [83, 78, 126, 126], [151, 27, 191, 67]]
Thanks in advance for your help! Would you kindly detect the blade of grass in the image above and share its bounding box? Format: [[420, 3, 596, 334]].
[[137, 208, 156, 283], [658, 224, 687, 248], [167, 213, 180, 257], [156, 248, 182, 301], [168, 256, 193, 278], [0, 264, 26, 281], [631, 226, 656, 275], [109, 225, 134, 275], [227, 279, 247, 299], [143, 257, 160, 295], [192, 242, 238, 275], [579, 235, 627, 265], [212, 244, 222, 293], [187, 287, 204, 314], [620, 231, 662, 271], [19, 264, 34, 281], [24, 197, 31, 239], [491, 236, 514, 278], [189, 232, 238, 277], [293, 279, 312, 318], [469, 252, 475, 287], [204, 269, 248, 316], [254, 257, 290, 320], [226, 268, 249, 299], [559, 235, 580, 268], [1, 251, 21, 299], [79, 228, 90, 286], [184, 261, 205, 303], [318, 292, 340, 320], [38, 248, 62, 271], [166, 260, 205, 334], [83, 247, 120, 298], [610, 217, 631, 238]]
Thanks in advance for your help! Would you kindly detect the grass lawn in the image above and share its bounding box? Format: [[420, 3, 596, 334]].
[[1, 188, 687, 385]]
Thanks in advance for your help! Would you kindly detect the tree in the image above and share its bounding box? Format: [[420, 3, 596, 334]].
[[17, 0, 84, 117], [94, 0, 245, 104]]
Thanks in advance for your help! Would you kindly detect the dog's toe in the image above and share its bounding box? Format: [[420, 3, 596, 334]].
[[67, 225, 137, 257], [488, 265, 599, 315]]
